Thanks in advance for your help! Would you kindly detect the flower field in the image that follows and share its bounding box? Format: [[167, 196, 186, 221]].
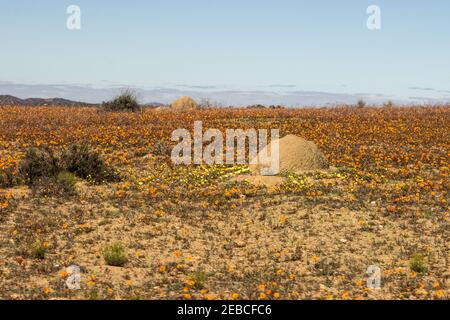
[[0, 105, 448, 300]]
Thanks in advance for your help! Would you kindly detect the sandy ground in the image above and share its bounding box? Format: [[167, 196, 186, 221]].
[[0, 157, 448, 300]]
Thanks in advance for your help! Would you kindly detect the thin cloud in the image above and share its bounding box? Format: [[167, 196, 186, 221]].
[[176, 85, 218, 90], [268, 84, 297, 88], [408, 87, 435, 91]]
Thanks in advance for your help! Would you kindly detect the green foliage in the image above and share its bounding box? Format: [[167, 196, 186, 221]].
[[31, 171, 78, 197], [31, 173, 77, 197], [410, 253, 428, 274], [188, 271, 207, 290], [56, 171, 77, 192], [30, 240, 47, 259], [103, 243, 128, 267]]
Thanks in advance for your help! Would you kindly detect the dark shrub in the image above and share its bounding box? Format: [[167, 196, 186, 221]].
[[19, 148, 59, 186], [101, 90, 140, 112], [61, 144, 119, 184], [0, 168, 17, 188], [356, 99, 367, 108]]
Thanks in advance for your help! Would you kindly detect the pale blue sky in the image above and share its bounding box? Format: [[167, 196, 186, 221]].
[[1, 0, 449, 104]]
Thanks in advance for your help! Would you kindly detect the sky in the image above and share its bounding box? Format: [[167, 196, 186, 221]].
[[1, 0, 450, 105]]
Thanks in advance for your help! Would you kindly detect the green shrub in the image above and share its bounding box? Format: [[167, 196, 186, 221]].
[[101, 90, 140, 112], [31, 171, 77, 197], [410, 253, 428, 274], [30, 239, 47, 259], [19, 148, 59, 186], [56, 171, 77, 193], [103, 243, 128, 267], [188, 271, 207, 290], [61, 144, 119, 184]]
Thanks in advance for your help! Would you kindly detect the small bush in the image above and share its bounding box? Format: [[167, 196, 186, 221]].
[[32, 171, 77, 197], [61, 144, 119, 184], [19, 148, 59, 186], [102, 90, 140, 112], [103, 243, 128, 267], [0, 168, 17, 188], [17, 145, 118, 188], [356, 99, 366, 108], [410, 253, 428, 274], [30, 240, 47, 259], [188, 271, 207, 290], [56, 171, 77, 192]]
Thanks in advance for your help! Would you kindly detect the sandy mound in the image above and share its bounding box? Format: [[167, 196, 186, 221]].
[[250, 134, 329, 175], [170, 96, 198, 111]]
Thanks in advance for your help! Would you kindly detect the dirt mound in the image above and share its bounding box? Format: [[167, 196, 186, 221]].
[[170, 96, 198, 111], [250, 134, 329, 175]]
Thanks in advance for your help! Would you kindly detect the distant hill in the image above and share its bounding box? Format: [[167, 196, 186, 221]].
[[0, 95, 96, 106], [142, 102, 166, 108], [0, 95, 168, 107]]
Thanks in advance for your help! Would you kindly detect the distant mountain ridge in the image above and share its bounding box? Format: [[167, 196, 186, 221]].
[[0, 94, 167, 108], [0, 95, 95, 106]]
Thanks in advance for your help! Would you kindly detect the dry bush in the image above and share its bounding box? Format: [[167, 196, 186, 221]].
[[31, 171, 77, 197], [61, 144, 119, 184], [101, 90, 141, 112], [356, 99, 367, 108], [0, 168, 17, 188], [19, 147, 59, 186]]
